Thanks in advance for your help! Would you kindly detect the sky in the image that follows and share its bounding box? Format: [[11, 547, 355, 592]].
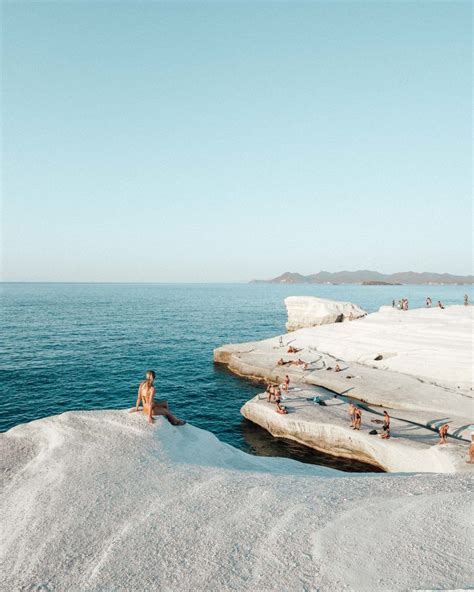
[[2, 1, 472, 282]]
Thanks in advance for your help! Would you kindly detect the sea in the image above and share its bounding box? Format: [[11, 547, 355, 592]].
[[1, 282, 471, 472]]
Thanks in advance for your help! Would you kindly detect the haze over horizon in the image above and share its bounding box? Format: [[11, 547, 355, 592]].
[[2, 2, 472, 282]]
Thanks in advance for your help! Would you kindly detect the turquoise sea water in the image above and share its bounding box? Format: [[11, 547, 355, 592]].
[[1, 283, 471, 471]]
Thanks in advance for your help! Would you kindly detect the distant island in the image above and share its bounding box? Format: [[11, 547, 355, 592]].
[[251, 270, 474, 285], [361, 280, 402, 286]]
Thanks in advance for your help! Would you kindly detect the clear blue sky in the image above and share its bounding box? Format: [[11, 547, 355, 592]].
[[2, 1, 472, 282]]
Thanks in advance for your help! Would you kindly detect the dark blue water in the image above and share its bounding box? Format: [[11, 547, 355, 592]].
[[1, 283, 470, 471]]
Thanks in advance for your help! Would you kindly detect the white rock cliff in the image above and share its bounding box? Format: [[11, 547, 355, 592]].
[[285, 296, 366, 331]]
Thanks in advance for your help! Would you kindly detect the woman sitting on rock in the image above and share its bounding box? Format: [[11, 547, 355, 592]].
[[276, 401, 288, 415], [130, 370, 185, 426]]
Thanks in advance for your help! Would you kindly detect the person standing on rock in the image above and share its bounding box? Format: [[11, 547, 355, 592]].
[[283, 375, 290, 391], [266, 384, 275, 402], [464, 294, 469, 306], [426, 297, 432, 308], [383, 410, 390, 432], [348, 403, 356, 428], [437, 423, 449, 444], [353, 407, 362, 430]]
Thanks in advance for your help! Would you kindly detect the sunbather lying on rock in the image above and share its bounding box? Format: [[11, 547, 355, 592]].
[[130, 370, 185, 426], [289, 358, 309, 370], [277, 358, 291, 366], [287, 345, 301, 353], [276, 401, 288, 415]]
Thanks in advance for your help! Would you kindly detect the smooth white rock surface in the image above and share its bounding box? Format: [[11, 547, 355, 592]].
[[1, 410, 473, 591], [298, 304, 474, 391], [241, 390, 471, 473], [215, 305, 474, 468], [285, 296, 367, 331]]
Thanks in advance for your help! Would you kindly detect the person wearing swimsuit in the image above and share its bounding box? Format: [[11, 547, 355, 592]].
[[130, 370, 185, 426]]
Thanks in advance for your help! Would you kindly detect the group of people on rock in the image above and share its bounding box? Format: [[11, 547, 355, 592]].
[[261, 374, 474, 460], [347, 404, 391, 437], [425, 297, 445, 309], [391, 294, 470, 310], [277, 357, 309, 370], [133, 368, 472, 463], [265, 378, 290, 415], [394, 298, 410, 310]]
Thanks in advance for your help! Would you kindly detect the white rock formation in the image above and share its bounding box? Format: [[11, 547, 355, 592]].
[[214, 305, 474, 467], [240, 391, 470, 473], [1, 410, 472, 591], [285, 296, 366, 331]]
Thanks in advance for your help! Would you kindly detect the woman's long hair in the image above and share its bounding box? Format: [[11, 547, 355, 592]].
[[145, 369, 156, 386]]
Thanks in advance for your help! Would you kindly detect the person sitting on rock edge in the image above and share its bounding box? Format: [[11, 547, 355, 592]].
[[130, 370, 185, 426], [276, 401, 288, 415]]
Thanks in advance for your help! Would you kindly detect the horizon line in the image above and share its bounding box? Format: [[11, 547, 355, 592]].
[[1, 280, 473, 286]]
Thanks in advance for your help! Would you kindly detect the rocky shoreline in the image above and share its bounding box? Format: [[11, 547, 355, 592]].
[[215, 298, 473, 473]]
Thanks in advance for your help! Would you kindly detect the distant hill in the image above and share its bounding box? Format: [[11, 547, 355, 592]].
[[251, 270, 474, 285]]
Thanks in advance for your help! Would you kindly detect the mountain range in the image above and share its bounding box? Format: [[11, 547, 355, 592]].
[[251, 270, 474, 285]]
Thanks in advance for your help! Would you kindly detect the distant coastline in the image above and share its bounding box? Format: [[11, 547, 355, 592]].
[[251, 270, 474, 285]]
